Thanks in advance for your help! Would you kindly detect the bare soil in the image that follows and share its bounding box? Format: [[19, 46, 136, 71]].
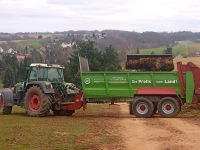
[[119, 103, 200, 150]]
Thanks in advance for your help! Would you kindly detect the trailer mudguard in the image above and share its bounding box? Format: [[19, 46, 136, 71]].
[[25, 81, 55, 94], [136, 87, 177, 95], [1, 88, 14, 106]]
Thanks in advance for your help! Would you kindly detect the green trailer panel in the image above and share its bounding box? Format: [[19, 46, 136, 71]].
[[81, 72, 181, 99], [185, 72, 195, 103]]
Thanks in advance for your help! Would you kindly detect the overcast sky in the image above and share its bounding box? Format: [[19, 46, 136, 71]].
[[0, 0, 200, 33]]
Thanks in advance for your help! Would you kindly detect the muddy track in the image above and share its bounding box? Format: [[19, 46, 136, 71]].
[[119, 103, 200, 150]]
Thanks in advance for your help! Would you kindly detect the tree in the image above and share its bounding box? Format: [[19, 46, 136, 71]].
[[64, 41, 102, 84], [3, 65, 15, 87], [102, 45, 120, 71], [64, 41, 120, 86]]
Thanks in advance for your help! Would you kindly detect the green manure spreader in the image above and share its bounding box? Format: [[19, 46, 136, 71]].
[[80, 57, 200, 118]]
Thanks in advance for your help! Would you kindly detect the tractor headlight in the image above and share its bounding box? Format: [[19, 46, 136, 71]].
[[46, 83, 53, 90]]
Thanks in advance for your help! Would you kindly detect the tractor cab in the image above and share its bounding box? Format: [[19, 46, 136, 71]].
[[27, 63, 64, 83]]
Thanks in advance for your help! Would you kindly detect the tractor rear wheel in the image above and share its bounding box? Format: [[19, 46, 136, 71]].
[[24, 86, 51, 117], [52, 109, 74, 116], [0, 89, 13, 115], [157, 97, 180, 117], [132, 97, 154, 118]]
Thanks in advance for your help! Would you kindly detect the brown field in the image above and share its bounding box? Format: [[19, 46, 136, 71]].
[[2, 103, 200, 150], [0, 40, 25, 44], [173, 57, 200, 70]]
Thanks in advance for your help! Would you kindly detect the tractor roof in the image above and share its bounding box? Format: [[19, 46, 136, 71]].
[[30, 63, 64, 69]]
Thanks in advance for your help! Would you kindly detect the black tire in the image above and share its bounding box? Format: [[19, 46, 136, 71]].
[[24, 86, 51, 117], [129, 101, 133, 115], [132, 97, 154, 118], [157, 97, 180, 117], [0, 89, 13, 115], [52, 109, 74, 116]]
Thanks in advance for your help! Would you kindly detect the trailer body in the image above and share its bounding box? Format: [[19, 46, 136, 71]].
[[79, 56, 200, 117], [81, 72, 180, 97], [80, 56, 200, 103]]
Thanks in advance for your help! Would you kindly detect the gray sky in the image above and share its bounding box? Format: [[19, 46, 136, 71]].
[[0, 0, 200, 33]]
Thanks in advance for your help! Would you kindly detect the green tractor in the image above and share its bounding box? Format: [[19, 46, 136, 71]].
[[0, 63, 85, 117]]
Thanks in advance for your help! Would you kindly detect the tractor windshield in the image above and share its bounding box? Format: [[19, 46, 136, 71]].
[[47, 68, 64, 82], [28, 67, 64, 82]]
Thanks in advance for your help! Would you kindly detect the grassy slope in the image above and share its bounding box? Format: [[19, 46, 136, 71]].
[[139, 47, 164, 55], [139, 41, 200, 56], [0, 104, 123, 150], [15, 39, 45, 52]]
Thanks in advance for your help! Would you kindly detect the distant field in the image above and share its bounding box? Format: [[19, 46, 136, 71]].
[[0, 104, 123, 150], [173, 57, 200, 70], [139, 41, 200, 56], [15, 39, 45, 52], [139, 47, 164, 55]]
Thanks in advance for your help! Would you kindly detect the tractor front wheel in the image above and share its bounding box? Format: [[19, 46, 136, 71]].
[[24, 86, 51, 117]]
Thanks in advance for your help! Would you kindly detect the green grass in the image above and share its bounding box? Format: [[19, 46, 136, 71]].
[[172, 43, 188, 56], [132, 40, 200, 56], [139, 47, 165, 55], [15, 39, 46, 52], [0, 104, 122, 150]]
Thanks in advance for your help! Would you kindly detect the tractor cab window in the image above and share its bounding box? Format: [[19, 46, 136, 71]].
[[29, 67, 37, 81], [47, 68, 64, 82], [38, 68, 48, 81]]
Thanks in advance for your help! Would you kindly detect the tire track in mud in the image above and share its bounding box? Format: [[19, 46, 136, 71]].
[[119, 103, 200, 150]]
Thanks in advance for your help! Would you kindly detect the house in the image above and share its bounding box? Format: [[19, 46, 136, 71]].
[[0, 47, 3, 53], [60, 42, 76, 49], [16, 54, 31, 62], [6, 48, 17, 54]]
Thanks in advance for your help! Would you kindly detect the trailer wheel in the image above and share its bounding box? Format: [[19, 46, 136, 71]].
[[157, 97, 180, 117], [132, 97, 154, 118], [0, 89, 13, 115], [24, 86, 51, 117]]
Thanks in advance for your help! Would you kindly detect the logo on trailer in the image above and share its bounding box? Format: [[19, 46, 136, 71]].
[[85, 78, 90, 84]]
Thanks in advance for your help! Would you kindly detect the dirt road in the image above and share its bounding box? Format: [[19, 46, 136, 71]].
[[119, 103, 200, 150]]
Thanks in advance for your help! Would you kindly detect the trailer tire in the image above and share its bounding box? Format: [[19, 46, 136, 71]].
[[132, 97, 154, 118], [158, 97, 180, 118], [24, 86, 51, 117], [0, 89, 13, 115]]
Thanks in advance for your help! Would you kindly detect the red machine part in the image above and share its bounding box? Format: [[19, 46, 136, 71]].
[[136, 88, 177, 95], [177, 62, 200, 103], [61, 91, 87, 110], [177, 62, 200, 95]]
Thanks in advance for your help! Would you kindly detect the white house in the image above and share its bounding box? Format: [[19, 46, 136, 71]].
[[0, 47, 3, 53]]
